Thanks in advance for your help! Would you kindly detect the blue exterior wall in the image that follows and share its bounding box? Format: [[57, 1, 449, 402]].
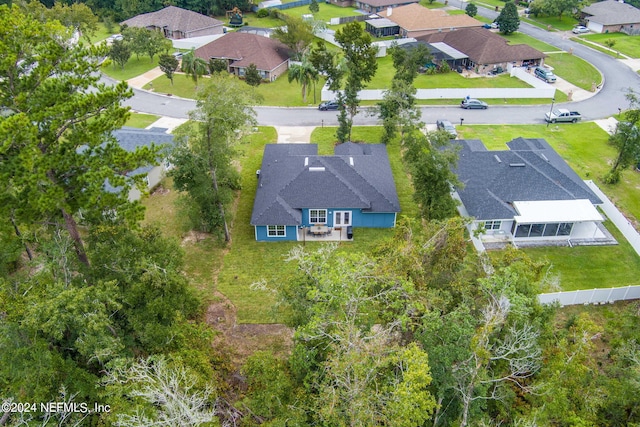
[[255, 225, 298, 242], [301, 208, 396, 228]]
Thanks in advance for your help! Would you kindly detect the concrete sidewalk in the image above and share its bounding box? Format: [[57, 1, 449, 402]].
[[585, 180, 640, 257], [127, 67, 164, 89]]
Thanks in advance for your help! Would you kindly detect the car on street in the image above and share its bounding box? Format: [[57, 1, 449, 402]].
[[436, 119, 457, 138], [318, 100, 340, 111], [572, 25, 590, 34], [461, 98, 488, 109]]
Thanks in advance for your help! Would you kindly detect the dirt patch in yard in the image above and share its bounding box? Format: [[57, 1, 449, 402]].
[[206, 291, 293, 367]]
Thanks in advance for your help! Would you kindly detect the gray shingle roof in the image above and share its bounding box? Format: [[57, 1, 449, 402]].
[[582, 0, 640, 25], [452, 138, 602, 221], [121, 6, 223, 34], [251, 143, 400, 226]]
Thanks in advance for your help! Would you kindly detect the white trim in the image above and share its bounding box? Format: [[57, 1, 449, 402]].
[[334, 210, 352, 226], [309, 209, 327, 224], [267, 225, 286, 237]]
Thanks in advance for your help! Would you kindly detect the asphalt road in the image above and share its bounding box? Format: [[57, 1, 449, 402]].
[[123, 6, 640, 127]]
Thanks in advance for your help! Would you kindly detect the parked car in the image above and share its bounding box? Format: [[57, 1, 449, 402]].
[[105, 34, 123, 45], [172, 51, 183, 59], [436, 119, 457, 139], [545, 108, 581, 123], [318, 100, 340, 111], [572, 25, 590, 34], [461, 98, 488, 109], [534, 66, 556, 83]]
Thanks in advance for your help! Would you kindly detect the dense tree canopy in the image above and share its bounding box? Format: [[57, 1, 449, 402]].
[[496, 1, 520, 34]]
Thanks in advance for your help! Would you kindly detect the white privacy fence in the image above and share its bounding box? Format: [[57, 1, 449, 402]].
[[538, 285, 640, 306]]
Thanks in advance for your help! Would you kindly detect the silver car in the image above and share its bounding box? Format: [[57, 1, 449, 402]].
[[436, 119, 457, 139]]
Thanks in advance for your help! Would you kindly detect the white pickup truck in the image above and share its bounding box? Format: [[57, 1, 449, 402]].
[[545, 108, 582, 123]]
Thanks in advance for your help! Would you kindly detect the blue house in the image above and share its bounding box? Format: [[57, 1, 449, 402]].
[[251, 142, 400, 241]]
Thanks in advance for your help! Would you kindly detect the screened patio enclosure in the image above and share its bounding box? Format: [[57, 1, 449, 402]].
[[511, 200, 605, 240]]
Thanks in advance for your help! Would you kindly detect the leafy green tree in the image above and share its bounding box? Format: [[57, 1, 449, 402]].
[[272, 15, 315, 60], [146, 29, 172, 62], [604, 38, 616, 49], [244, 63, 262, 86], [208, 58, 228, 74], [309, 40, 345, 92], [334, 22, 378, 142], [181, 49, 209, 87], [377, 43, 430, 144], [465, 2, 478, 17], [550, 0, 581, 20], [604, 92, 640, 184], [496, 1, 520, 34], [159, 53, 179, 85], [288, 57, 319, 103], [309, 0, 319, 14], [0, 5, 157, 266], [403, 131, 461, 220], [122, 26, 149, 60], [47, 2, 99, 42], [110, 38, 132, 69], [170, 74, 260, 241]]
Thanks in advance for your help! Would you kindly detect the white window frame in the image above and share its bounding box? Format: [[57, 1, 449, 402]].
[[309, 209, 327, 224], [484, 220, 501, 230], [267, 225, 286, 237]]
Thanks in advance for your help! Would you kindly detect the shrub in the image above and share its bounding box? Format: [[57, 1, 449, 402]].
[[256, 8, 269, 18]]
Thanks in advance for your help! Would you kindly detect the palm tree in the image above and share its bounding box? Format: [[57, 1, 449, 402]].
[[288, 58, 319, 104], [181, 49, 208, 88]]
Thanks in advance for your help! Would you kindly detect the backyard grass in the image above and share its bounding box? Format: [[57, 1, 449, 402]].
[[544, 52, 603, 90], [102, 55, 160, 81], [582, 33, 640, 59], [125, 112, 160, 128], [279, 2, 364, 23], [523, 221, 640, 290]]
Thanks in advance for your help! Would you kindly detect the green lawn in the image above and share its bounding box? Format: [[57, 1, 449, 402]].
[[523, 222, 640, 290], [544, 52, 603, 90], [459, 123, 640, 289], [102, 55, 160, 81], [502, 32, 561, 53], [280, 2, 364, 23], [582, 33, 640, 59], [239, 13, 285, 29], [571, 37, 620, 58], [86, 22, 113, 45], [522, 14, 579, 31], [125, 112, 160, 128]]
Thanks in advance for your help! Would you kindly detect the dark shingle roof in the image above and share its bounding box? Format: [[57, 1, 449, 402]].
[[453, 138, 601, 220], [251, 143, 400, 226], [121, 6, 223, 34], [418, 27, 545, 64], [582, 0, 640, 25], [195, 33, 290, 72]]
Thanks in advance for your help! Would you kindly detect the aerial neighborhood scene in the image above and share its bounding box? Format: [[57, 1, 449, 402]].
[[4, 0, 640, 424]]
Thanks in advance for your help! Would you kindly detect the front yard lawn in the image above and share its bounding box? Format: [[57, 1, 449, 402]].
[[544, 52, 603, 90], [125, 112, 160, 128], [521, 14, 579, 31], [102, 55, 160, 81], [582, 33, 640, 59]]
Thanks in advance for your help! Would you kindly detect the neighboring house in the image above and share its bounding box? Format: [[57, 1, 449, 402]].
[[355, 0, 417, 14], [452, 138, 608, 245], [251, 143, 400, 242], [109, 127, 174, 202], [121, 6, 224, 40], [375, 3, 483, 38], [581, 0, 640, 35], [417, 27, 546, 74], [194, 33, 290, 82]]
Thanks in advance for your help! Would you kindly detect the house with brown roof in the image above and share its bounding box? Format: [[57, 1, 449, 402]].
[[418, 27, 546, 74], [354, 0, 417, 14], [580, 0, 640, 34], [194, 33, 291, 82], [376, 3, 483, 38], [121, 6, 224, 40]]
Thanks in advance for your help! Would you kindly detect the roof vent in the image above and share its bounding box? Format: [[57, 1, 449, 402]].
[[509, 163, 526, 167], [309, 167, 325, 172], [349, 156, 354, 166], [494, 154, 502, 163], [304, 157, 309, 166], [540, 153, 549, 162]]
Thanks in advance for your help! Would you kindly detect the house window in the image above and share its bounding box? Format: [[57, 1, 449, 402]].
[[514, 222, 574, 238], [309, 209, 327, 224], [267, 225, 286, 237], [484, 220, 501, 230]]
